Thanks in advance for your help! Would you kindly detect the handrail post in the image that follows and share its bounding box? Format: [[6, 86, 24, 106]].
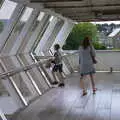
[[110, 67, 113, 73], [0, 109, 7, 120]]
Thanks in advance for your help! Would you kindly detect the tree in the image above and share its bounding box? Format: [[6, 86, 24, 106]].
[[93, 41, 106, 50], [63, 22, 98, 50]]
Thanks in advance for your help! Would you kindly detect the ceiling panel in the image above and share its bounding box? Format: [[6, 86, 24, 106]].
[[11, 0, 120, 22]]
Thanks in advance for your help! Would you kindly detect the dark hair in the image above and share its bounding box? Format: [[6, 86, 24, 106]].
[[54, 44, 60, 50], [82, 36, 91, 49]]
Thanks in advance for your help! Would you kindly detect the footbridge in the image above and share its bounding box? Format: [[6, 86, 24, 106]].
[[0, 0, 120, 120]]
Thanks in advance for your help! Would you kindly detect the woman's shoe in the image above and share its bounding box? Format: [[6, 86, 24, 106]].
[[93, 88, 97, 94], [82, 92, 87, 96], [82, 90, 87, 96]]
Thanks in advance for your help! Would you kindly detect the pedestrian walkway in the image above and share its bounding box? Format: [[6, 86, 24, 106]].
[[13, 72, 120, 120]]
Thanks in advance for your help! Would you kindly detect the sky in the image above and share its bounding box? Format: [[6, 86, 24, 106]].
[[0, 0, 34, 21], [91, 21, 120, 25], [0, 0, 17, 19], [0, 0, 120, 24]]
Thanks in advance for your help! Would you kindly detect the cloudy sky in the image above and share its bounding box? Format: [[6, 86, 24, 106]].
[[92, 21, 120, 24], [0, 0, 120, 24]]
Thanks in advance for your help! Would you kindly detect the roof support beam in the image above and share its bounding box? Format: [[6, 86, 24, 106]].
[[45, 3, 120, 8], [30, 0, 83, 3]]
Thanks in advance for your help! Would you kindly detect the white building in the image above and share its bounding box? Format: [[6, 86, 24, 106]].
[[108, 28, 120, 48]]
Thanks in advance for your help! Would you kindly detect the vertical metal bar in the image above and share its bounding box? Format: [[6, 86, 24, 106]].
[[9, 77, 28, 106], [0, 59, 28, 107]]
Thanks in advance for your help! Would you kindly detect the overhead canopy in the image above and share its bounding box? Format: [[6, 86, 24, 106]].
[[12, 0, 120, 22]]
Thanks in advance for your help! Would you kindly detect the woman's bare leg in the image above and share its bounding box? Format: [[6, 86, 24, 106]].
[[80, 76, 87, 96], [89, 74, 96, 93], [89, 74, 95, 89]]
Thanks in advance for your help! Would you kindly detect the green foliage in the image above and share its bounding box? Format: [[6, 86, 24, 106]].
[[0, 0, 2, 5], [63, 22, 98, 50], [92, 42, 106, 50], [15, 22, 25, 32], [0, 21, 4, 33], [112, 48, 120, 50]]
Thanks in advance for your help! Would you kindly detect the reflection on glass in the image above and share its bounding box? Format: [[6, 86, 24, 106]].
[[12, 74, 30, 97], [1, 7, 33, 53], [0, 0, 17, 19], [37, 12, 45, 21], [0, 0, 17, 34], [0, 62, 19, 115], [15, 11, 45, 53], [20, 7, 33, 22], [30, 12, 45, 32], [0, 0, 4, 9], [49, 16, 54, 22], [0, 20, 3, 33], [0, 56, 39, 103], [0, 63, 9, 96], [33, 14, 51, 54], [19, 11, 48, 54], [0, 81, 9, 97], [10, 71, 38, 103], [14, 7, 33, 33]]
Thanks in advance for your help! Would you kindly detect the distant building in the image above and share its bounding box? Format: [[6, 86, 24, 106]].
[[108, 28, 120, 48], [98, 31, 109, 46]]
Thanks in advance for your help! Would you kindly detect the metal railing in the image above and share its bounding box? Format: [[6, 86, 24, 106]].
[[0, 56, 56, 115], [0, 109, 7, 120], [0, 57, 52, 79], [1, 50, 120, 116], [63, 50, 120, 72]]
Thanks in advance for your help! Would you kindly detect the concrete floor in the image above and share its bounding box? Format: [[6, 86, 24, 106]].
[[13, 72, 120, 120], [0, 96, 18, 115]]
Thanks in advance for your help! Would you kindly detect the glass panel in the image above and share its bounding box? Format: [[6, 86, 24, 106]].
[[37, 12, 45, 21], [30, 12, 45, 32], [1, 7, 33, 53], [0, 62, 19, 114], [0, 0, 4, 9], [17, 11, 46, 53], [27, 11, 42, 33], [0, 109, 7, 120], [49, 16, 54, 22], [0, 80, 18, 115], [14, 7, 33, 31], [20, 7, 33, 22], [7, 71, 39, 103], [17, 54, 49, 93], [0, 0, 17, 19], [0, 56, 39, 104], [33, 15, 51, 54], [0, 63, 9, 96], [0, 80, 9, 97], [0, 0, 17, 35]]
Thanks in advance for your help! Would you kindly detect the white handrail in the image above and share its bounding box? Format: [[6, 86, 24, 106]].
[[0, 109, 7, 120]]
